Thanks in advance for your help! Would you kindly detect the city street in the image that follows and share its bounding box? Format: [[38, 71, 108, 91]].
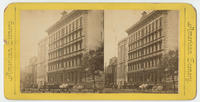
[[22, 87, 177, 93]]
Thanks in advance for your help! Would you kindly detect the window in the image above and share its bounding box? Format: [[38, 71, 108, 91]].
[[138, 31, 141, 39], [59, 62, 62, 68], [72, 59, 74, 67], [57, 63, 59, 69], [69, 60, 71, 67], [160, 41, 162, 50], [80, 17, 82, 26], [73, 44, 76, 52], [58, 31, 60, 39], [69, 24, 71, 33], [69, 35, 71, 41], [55, 32, 57, 40], [150, 60, 153, 67], [158, 17, 162, 28], [77, 57, 80, 65], [66, 26, 68, 34], [135, 32, 137, 41], [146, 61, 148, 68], [64, 48, 66, 55], [74, 32, 77, 39], [154, 21, 157, 31], [66, 61, 68, 67], [152, 44, 155, 52], [149, 46, 152, 53], [150, 35, 153, 41], [70, 45, 73, 52], [80, 42, 82, 49], [62, 28, 65, 36], [77, 43, 80, 50], [72, 34, 74, 40], [157, 31, 160, 38], [74, 43, 77, 51], [156, 20, 158, 30], [155, 43, 158, 51], [152, 22, 154, 32], [66, 36, 69, 43], [160, 31, 162, 37], [144, 48, 147, 55], [76, 19, 78, 29], [158, 57, 160, 64], [77, 31, 80, 38], [160, 17, 162, 27], [63, 38, 66, 44], [141, 29, 144, 37], [131, 53, 133, 59], [152, 34, 155, 40], [69, 45, 72, 52], [152, 59, 154, 67], [155, 32, 157, 39], [72, 22, 74, 31], [147, 36, 149, 42]]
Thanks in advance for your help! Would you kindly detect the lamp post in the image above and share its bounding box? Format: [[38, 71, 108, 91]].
[[164, 68, 168, 91], [84, 68, 89, 82]]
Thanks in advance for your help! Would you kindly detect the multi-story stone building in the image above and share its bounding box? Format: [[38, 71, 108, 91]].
[[37, 36, 49, 88], [105, 57, 118, 86], [126, 10, 179, 84], [28, 56, 38, 88], [20, 65, 32, 90], [117, 37, 128, 86], [46, 10, 104, 85]]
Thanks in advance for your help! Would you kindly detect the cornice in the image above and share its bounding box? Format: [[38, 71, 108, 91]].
[[46, 10, 88, 34], [126, 10, 167, 34]]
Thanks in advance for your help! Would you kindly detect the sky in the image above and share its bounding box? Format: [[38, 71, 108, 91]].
[[20, 10, 150, 68], [104, 10, 148, 65], [20, 10, 64, 68]]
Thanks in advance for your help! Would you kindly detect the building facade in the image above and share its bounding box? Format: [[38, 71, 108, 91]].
[[105, 57, 118, 86], [20, 65, 32, 90], [46, 10, 104, 85], [37, 36, 49, 88], [117, 37, 128, 86], [126, 10, 179, 84], [27, 56, 38, 88]]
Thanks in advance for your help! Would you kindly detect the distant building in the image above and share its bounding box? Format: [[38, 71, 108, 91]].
[[46, 10, 104, 85], [126, 10, 179, 84], [20, 65, 31, 90], [117, 37, 128, 86], [37, 36, 49, 88], [22, 56, 38, 88], [105, 57, 118, 86]]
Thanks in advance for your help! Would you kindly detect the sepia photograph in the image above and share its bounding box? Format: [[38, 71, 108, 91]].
[[20, 10, 179, 93], [104, 10, 179, 93]]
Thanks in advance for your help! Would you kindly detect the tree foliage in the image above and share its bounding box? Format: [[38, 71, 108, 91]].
[[160, 49, 178, 92], [160, 49, 178, 75], [81, 42, 104, 92], [82, 42, 104, 79]]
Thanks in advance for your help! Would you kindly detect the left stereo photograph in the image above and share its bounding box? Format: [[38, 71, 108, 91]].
[[20, 10, 104, 93]]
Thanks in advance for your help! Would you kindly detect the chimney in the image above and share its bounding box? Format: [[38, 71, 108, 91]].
[[140, 11, 147, 20], [61, 11, 67, 16], [142, 11, 147, 17]]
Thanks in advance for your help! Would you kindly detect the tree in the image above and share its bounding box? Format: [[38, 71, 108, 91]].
[[160, 49, 178, 92], [81, 42, 104, 92]]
